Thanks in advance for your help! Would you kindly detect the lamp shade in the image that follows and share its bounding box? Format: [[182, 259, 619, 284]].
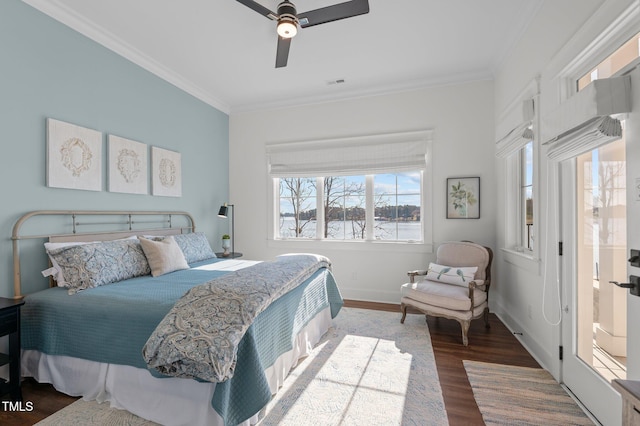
[[217, 205, 228, 218]]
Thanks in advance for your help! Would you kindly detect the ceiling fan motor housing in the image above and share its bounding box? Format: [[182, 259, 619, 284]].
[[277, 1, 298, 36]]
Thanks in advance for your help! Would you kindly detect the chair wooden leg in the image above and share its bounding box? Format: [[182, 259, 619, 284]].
[[400, 304, 407, 324], [460, 320, 471, 346], [483, 307, 490, 328]]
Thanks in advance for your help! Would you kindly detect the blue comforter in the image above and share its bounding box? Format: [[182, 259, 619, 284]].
[[21, 257, 343, 425]]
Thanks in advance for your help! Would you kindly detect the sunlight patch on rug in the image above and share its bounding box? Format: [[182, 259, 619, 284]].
[[260, 308, 447, 426]]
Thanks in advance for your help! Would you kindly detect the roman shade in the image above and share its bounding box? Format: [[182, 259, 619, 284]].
[[266, 130, 431, 178], [545, 116, 623, 162], [543, 74, 631, 161], [495, 99, 535, 158]]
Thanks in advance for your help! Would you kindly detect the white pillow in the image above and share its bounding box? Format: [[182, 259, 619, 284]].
[[139, 236, 190, 277], [426, 263, 478, 287]]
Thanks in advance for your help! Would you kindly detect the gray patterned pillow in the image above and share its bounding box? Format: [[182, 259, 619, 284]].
[[48, 239, 151, 294], [173, 232, 216, 263]]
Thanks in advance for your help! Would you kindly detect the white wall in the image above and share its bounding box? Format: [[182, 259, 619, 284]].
[[492, 0, 637, 412], [229, 81, 496, 304]]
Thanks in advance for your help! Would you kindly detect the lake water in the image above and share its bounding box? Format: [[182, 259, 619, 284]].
[[279, 217, 422, 241]]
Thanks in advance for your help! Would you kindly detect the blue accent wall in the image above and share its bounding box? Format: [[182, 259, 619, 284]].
[[0, 1, 229, 296]]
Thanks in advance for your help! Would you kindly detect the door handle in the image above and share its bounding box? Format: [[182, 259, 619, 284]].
[[609, 276, 640, 296], [609, 280, 635, 289]]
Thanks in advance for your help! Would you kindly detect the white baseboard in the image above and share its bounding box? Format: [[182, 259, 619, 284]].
[[492, 299, 560, 379]]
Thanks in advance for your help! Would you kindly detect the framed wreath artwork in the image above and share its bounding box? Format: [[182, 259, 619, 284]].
[[46, 118, 102, 191], [151, 146, 182, 197], [446, 177, 480, 219], [108, 135, 148, 194]]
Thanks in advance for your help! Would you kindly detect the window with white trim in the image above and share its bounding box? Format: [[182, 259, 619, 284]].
[[268, 131, 431, 244], [496, 95, 537, 255], [276, 172, 423, 242]]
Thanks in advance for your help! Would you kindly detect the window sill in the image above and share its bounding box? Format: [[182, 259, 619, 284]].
[[268, 238, 433, 254], [500, 248, 541, 275]]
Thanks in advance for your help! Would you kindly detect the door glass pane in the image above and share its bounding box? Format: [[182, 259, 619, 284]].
[[576, 136, 627, 381]]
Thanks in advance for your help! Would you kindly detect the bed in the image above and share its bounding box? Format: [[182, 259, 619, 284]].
[[12, 210, 343, 426]]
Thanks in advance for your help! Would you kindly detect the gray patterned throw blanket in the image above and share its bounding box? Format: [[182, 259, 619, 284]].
[[143, 253, 331, 382]]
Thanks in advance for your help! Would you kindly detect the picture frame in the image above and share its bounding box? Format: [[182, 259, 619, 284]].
[[151, 146, 182, 197], [446, 177, 480, 219], [108, 135, 148, 194], [46, 118, 102, 191]]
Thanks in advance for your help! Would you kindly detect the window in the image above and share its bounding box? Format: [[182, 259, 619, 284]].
[[279, 177, 317, 238], [577, 31, 640, 91], [495, 93, 537, 257], [267, 130, 432, 246], [373, 173, 421, 241], [520, 141, 534, 251], [323, 175, 366, 240], [276, 172, 423, 242]]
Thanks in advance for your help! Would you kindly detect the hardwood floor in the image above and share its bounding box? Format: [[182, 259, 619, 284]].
[[0, 379, 77, 426], [2, 301, 539, 425]]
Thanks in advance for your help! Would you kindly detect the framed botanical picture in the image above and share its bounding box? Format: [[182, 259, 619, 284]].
[[108, 135, 148, 194], [151, 146, 182, 197], [446, 177, 480, 219], [46, 118, 102, 191]]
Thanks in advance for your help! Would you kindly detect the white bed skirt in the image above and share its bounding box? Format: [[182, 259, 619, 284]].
[[22, 307, 333, 426]]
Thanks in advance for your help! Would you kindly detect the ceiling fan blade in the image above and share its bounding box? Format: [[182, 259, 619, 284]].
[[298, 0, 369, 28], [275, 36, 291, 68], [235, 0, 277, 19]]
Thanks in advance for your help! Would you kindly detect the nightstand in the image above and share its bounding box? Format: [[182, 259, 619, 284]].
[[215, 252, 243, 259], [0, 297, 25, 401]]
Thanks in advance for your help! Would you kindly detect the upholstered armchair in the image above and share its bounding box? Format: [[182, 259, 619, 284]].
[[400, 241, 493, 346]]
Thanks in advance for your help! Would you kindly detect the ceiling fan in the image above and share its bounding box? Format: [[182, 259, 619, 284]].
[[235, 0, 370, 68]]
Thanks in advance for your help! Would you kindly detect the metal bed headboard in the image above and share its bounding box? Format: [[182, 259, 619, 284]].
[[11, 210, 196, 299]]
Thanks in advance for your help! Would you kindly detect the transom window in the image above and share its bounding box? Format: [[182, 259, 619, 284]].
[[577, 31, 640, 91]]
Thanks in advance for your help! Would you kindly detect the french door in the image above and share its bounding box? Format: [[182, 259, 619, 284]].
[[560, 137, 626, 426]]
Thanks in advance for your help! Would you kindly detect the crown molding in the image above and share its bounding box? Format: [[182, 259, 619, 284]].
[[230, 69, 494, 114], [22, 0, 231, 114]]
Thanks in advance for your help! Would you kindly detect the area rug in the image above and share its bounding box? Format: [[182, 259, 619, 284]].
[[37, 308, 447, 425], [35, 399, 159, 425], [260, 307, 448, 425], [463, 360, 593, 425]]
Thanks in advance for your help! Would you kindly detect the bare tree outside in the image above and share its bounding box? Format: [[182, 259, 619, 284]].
[[280, 178, 316, 237], [594, 159, 626, 245], [324, 176, 366, 239]]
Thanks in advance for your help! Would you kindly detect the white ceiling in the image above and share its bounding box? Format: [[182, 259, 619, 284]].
[[24, 0, 543, 114]]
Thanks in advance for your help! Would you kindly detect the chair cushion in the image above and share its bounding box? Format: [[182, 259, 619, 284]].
[[400, 296, 487, 321], [436, 241, 489, 280], [401, 280, 487, 311]]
